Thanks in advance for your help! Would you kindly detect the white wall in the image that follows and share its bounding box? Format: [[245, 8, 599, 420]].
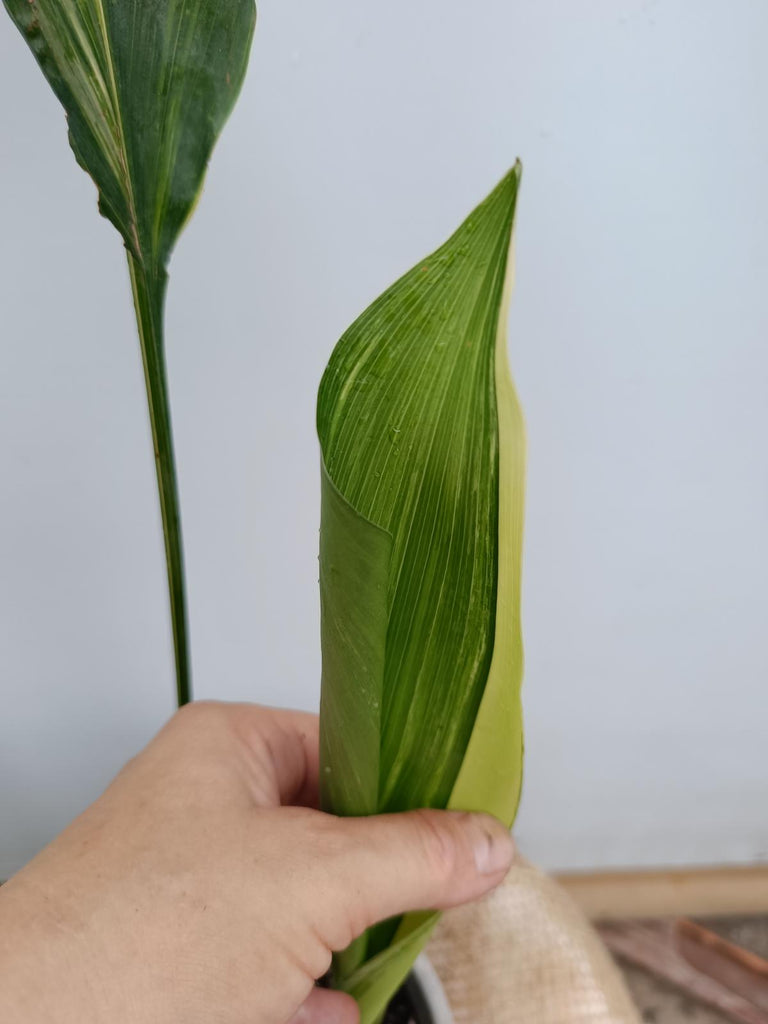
[[1, 0, 766, 879]]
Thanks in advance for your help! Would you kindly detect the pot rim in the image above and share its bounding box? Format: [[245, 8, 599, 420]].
[[409, 954, 453, 1024]]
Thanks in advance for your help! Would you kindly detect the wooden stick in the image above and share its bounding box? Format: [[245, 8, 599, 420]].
[[676, 919, 768, 1013], [599, 920, 768, 1024]]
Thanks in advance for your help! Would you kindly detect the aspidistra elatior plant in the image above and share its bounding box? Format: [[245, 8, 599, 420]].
[[5, 0, 527, 1014], [317, 166, 526, 1022], [3, 0, 257, 705]]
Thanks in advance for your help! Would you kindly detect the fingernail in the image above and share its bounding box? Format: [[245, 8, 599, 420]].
[[471, 816, 516, 875]]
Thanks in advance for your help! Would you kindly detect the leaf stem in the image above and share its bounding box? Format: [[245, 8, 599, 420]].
[[127, 253, 191, 707]]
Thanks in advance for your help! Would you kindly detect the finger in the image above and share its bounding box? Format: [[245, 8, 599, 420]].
[[225, 703, 321, 808], [288, 986, 359, 1024], [157, 702, 321, 809], [320, 809, 515, 941]]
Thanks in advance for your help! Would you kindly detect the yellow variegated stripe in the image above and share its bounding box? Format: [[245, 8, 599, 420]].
[[447, 240, 526, 826]]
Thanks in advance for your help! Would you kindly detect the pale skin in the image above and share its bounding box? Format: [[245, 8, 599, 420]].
[[0, 701, 515, 1024]]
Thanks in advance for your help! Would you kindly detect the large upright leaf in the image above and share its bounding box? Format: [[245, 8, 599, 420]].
[[4, 0, 256, 704], [318, 166, 526, 1021]]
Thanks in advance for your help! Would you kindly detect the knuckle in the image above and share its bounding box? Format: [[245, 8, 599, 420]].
[[317, 894, 365, 953], [174, 699, 223, 729], [411, 810, 457, 882], [285, 927, 333, 982], [315, 939, 334, 978], [302, 812, 353, 863], [340, 899, 371, 948], [287, 816, 369, 948]]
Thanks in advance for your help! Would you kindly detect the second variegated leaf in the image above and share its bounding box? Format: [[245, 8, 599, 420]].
[[317, 165, 527, 1022]]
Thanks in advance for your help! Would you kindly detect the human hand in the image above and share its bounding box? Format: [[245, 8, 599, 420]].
[[0, 701, 515, 1024]]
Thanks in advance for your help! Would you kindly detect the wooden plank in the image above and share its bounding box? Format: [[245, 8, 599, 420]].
[[556, 866, 768, 920]]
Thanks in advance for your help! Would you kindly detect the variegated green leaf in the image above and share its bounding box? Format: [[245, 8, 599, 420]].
[[317, 165, 526, 1021], [3, 0, 256, 704]]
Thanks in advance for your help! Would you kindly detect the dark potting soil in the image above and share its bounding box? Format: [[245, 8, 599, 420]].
[[382, 971, 433, 1024], [381, 984, 417, 1024], [319, 970, 429, 1024]]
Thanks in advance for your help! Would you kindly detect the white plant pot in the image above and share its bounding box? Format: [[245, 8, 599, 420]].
[[404, 955, 454, 1024]]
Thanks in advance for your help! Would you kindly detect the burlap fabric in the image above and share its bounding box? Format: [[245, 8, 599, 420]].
[[427, 859, 641, 1024]]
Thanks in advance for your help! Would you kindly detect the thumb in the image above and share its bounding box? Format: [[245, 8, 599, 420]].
[[326, 809, 515, 938]]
